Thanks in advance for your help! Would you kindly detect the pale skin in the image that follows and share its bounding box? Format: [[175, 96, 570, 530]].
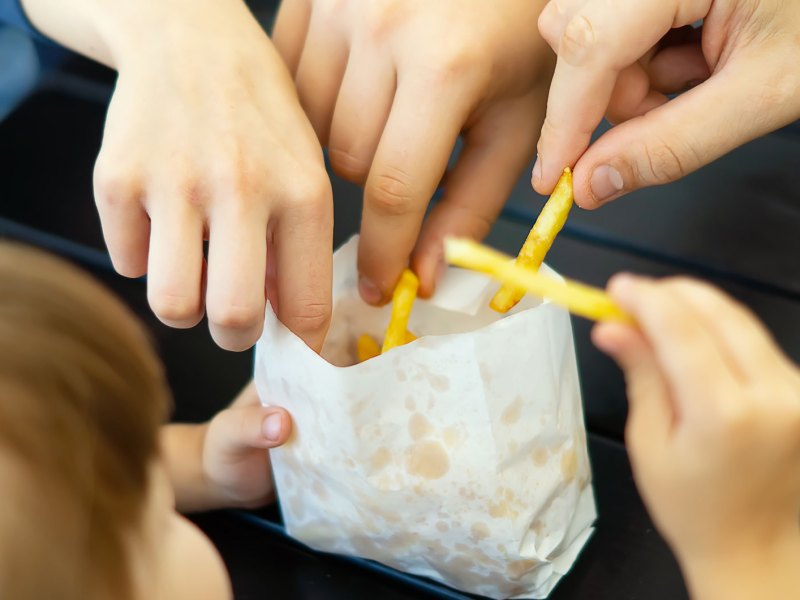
[[130, 381, 292, 600], [594, 275, 800, 600], [533, 0, 800, 207], [20, 0, 333, 352], [272, 0, 554, 302]]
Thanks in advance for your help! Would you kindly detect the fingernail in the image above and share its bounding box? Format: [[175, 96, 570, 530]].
[[358, 276, 383, 306], [531, 156, 542, 187], [590, 165, 624, 204], [262, 413, 283, 442]]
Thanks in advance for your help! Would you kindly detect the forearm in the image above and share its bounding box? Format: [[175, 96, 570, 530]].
[[18, 0, 254, 68], [680, 532, 800, 600]]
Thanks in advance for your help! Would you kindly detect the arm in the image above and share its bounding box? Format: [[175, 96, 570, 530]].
[[594, 275, 800, 599], [161, 381, 292, 513]]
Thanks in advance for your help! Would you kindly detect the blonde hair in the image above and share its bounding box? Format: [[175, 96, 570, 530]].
[[0, 242, 170, 600]]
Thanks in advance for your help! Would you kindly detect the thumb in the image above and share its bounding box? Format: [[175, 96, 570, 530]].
[[572, 52, 800, 208], [207, 404, 293, 458]]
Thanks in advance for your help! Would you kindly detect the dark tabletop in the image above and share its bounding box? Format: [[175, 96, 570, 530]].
[[2, 14, 799, 598]]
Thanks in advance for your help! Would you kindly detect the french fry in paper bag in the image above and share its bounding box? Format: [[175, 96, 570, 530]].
[[255, 236, 596, 599]]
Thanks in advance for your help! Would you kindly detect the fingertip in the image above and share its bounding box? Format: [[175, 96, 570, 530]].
[[591, 321, 636, 356], [606, 272, 647, 306], [358, 275, 385, 306], [262, 408, 291, 445]]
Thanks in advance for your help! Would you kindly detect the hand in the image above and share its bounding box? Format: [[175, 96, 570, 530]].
[[163, 381, 292, 513], [533, 0, 800, 208], [273, 0, 553, 301], [593, 275, 800, 599], [23, 0, 333, 351]]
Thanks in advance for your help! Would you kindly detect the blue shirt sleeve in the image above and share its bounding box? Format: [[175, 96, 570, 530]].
[[0, 0, 39, 36]]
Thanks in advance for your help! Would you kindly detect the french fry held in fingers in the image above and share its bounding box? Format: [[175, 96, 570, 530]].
[[381, 269, 420, 353], [491, 167, 574, 313], [445, 238, 633, 324]]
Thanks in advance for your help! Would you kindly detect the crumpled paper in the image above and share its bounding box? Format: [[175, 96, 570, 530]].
[[254, 237, 596, 599]]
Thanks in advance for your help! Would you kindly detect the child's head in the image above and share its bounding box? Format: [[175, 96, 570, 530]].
[[0, 242, 230, 600]]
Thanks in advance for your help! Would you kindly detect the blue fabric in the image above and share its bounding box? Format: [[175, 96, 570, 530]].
[[0, 0, 37, 34]]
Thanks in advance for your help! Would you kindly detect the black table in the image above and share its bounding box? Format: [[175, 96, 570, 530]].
[[2, 36, 798, 600]]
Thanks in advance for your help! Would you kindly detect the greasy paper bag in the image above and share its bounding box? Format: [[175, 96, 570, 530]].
[[254, 237, 596, 599]]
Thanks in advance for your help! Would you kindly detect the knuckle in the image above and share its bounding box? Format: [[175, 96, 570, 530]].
[[560, 14, 597, 66], [210, 302, 263, 331], [93, 166, 141, 209], [280, 171, 332, 220], [367, 169, 416, 217], [426, 48, 488, 89], [363, 1, 408, 44], [328, 147, 370, 184], [281, 301, 330, 334], [149, 291, 201, 325], [632, 137, 690, 186]]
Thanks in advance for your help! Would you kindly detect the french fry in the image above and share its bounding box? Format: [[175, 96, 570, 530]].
[[382, 269, 420, 353], [491, 167, 574, 313], [405, 331, 418, 343], [357, 333, 381, 362], [445, 238, 633, 324]]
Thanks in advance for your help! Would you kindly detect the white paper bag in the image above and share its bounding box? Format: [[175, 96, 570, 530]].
[[255, 237, 596, 599]]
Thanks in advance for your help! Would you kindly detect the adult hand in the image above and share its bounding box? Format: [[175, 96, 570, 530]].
[[273, 0, 553, 301], [534, 0, 800, 208], [23, 0, 333, 351]]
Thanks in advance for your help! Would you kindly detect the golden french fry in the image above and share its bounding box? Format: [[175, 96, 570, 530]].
[[445, 238, 633, 324], [382, 269, 420, 353], [357, 333, 381, 362], [491, 167, 574, 313], [405, 331, 418, 343]]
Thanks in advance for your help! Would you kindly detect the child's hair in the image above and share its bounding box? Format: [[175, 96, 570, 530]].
[[0, 242, 170, 600]]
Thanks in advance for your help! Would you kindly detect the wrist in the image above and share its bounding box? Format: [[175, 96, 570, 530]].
[[20, 0, 258, 70]]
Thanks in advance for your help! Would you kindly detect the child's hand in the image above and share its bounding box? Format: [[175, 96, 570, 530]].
[[533, 0, 800, 207], [164, 381, 292, 513], [272, 0, 553, 302], [23, 0, 333, 352], [593, 275, 800, 599]]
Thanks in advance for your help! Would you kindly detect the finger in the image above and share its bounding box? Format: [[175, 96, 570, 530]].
[[572, 51, 800, 208], [93, 167, 150, 277], [212, 405, 293, 452], [328, 44, 396, 185], [146, 193, 205, 329], [273, 173, 334, 353], [646, 43, 710, 94], [592, 321, 673, 445], [605, 63, 668, 125], [271, 0, 312, 74], [206, 201, 268, 352], [293, 7, 349, 145], [537, 0, 588, 52], [412, 95, 542, 297], [661, 278, 791, 383], [608, 274, 739, 419], [532, 0, 706, 194], [359, 80, 473, 305]]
